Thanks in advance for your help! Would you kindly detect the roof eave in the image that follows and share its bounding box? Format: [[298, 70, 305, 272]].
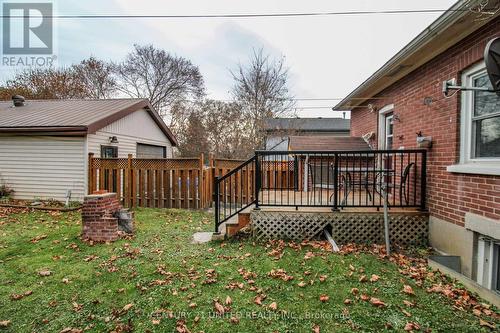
[[333, 0, 497, 111], [0, 126, 88, 136]]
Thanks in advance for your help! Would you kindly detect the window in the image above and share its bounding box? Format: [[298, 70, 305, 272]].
[[385, 114, 394, 150], [136, 143, 166, 158], [476, 237, 500, 294], [447, 62, 500, 175], [471, 75, 500, 158], [101, 145, 118, 158]]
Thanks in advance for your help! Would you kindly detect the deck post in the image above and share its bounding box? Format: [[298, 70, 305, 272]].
[[420, 150, 427, 211], [214, 176, 220, 233], [332, 152, 339, 211], [254, 153, 261, 210]]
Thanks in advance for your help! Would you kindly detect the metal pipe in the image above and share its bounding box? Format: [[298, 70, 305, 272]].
[[382, 184, 391, 256]]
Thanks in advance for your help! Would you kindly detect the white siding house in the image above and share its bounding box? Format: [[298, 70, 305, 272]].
[[86, 109, 173, 158], [0, 98, 177, 202], [0, 136, 86, 201]]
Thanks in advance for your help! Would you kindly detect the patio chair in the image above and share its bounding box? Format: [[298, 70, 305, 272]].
[[307, 162, 337, 205], [399, 162, 415, 205]]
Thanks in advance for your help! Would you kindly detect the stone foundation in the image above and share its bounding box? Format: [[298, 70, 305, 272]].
[[82, 192, 121, 242]]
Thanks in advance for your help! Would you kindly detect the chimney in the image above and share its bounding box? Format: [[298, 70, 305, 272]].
[[12, 95, 25, 107]]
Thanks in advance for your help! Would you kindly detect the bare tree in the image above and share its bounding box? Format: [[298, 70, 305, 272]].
[[3, 67, 89, 99], [231, 48, 295, 148], [72, 57, 116, 98], [114, 44, 205, 116], [171, 99, 253, 159], [176, 108, 209, 157], [1, 57, 115, 100], [202, 100, 254, 159]]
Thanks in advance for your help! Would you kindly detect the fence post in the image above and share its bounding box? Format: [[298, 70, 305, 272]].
[[199, 153, 204, 209], [214, 176, 220, 233], [420, 150, 427, 211], [124, 154, 132, 207], [254, 153, 261, 210], [87, 153, 94, 195], [332, 152, 339, 211]]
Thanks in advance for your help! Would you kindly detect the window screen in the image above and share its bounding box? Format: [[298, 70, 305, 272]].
[[136, 143, 166, 158]]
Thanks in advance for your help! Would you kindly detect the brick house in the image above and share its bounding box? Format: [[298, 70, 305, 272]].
[[334, 0, 500, 292]]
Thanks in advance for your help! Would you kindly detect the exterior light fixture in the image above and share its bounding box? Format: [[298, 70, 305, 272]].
[[423, 97, 433, 105], [109, 136, 119, 144]]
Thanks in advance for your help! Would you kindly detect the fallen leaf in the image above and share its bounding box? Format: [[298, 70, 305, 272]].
[[269, 302, 278, 310], [230, 316, 239, 324], [214, 301, 225, 314], [0, 320, 10, 327], [403, 285, 415, 296], [370, 274, 380, 282], [312, 324, 320, 333], [403, 300, 414, 307], [254, 296, 263, 306], [401, 309, 412, 317], [176, 319, 190, 333], [479, 319, 496, 330], [189, 303, 197, 308], [404, 322, 421, 331], [304, 251, 315, 259], [151, 319, 160, 325], [38, 270, 52, 277], [369, 297, 386, 307], [351, 288, 359, 295], [298, 281, 307, 287], [122, 303, 133, 312], [319, 294, 329, 302], [344, 298, 352, 305], [225, 295, 232, 305], [360, 294, 370, 301]]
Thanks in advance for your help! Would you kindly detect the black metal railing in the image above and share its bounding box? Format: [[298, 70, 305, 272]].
[[214, 149, 427, 232], [214, 156, 256, 232]]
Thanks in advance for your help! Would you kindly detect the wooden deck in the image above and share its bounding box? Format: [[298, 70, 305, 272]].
[[259, 188, 416, 210]]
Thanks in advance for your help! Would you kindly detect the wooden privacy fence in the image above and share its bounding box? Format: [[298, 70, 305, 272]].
[[88, 153, 248, 209]]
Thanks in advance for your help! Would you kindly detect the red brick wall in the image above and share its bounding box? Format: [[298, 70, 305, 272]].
[[350, 18, 500, 226], [82, 193, 121, 241]]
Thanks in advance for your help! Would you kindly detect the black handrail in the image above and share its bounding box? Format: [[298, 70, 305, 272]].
[[214, 156, 257, 233], [214, 149, 427, 232]]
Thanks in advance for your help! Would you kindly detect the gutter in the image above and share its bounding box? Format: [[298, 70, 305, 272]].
[[333, 0, 486, 110], [0, 126, 88, 136]]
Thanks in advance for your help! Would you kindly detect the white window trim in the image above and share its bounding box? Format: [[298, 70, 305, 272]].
[[447, 62, 500, 176], [378, 104, 394, 149]]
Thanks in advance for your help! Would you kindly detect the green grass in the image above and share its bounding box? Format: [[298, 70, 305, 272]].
[[0, 208, 498, 332]]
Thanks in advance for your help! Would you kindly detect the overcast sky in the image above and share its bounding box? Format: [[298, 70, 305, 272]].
[[1, 0, 457, 117]]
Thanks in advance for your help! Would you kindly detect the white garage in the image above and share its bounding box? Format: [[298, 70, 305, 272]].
[[0, 97, 177, 202]]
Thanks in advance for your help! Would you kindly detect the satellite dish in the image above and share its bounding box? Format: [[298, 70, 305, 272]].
[[484, 37, 500, 95]]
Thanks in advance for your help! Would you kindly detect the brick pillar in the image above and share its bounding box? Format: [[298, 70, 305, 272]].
[[81, 192, 121, 242]]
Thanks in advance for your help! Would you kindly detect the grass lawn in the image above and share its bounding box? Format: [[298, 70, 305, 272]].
[[0, 207, 498, 332]]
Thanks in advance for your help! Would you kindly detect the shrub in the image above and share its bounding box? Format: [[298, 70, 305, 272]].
[[0, 184, 14, 198]]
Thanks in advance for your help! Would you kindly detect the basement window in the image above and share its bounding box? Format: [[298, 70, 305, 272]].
[[447, 62, 500, 176], [476, 237, 500, 294]]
